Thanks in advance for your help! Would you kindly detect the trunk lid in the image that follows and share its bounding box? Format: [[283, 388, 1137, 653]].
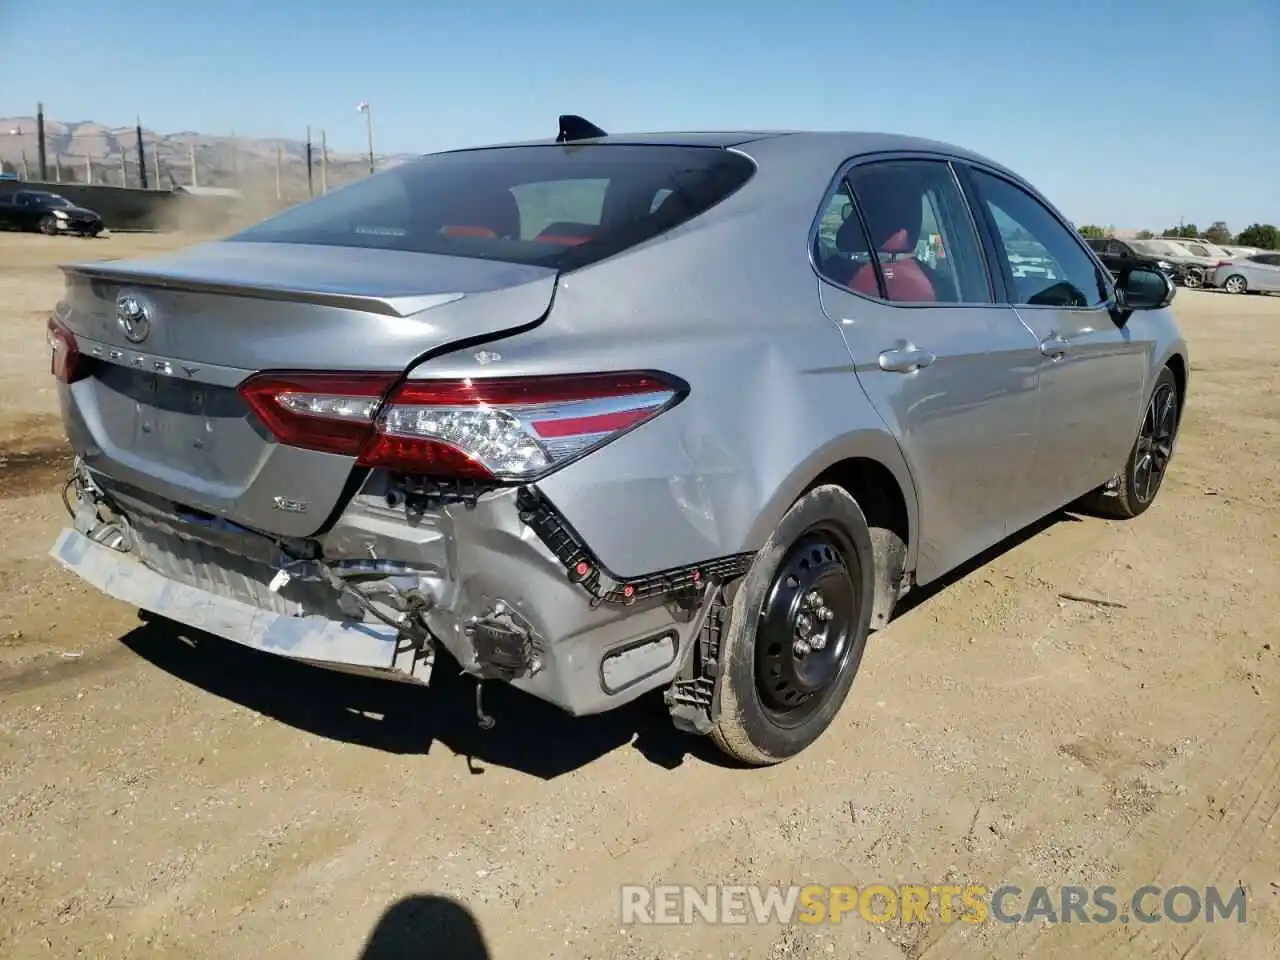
[[56, 240, 558, 537]]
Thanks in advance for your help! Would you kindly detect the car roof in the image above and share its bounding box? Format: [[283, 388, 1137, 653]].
[[437, 129, 1016, 172]]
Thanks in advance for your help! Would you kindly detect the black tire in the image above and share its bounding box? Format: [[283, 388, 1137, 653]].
[[1222, 274, 1247, 295], [1077, 366, 1181, 520], [711, 484, 874, 766], [38, 215, 59, 236], [1183, 268, 1203, 289]]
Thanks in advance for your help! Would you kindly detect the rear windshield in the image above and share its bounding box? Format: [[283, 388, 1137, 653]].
[[228, 144, 755, 268]]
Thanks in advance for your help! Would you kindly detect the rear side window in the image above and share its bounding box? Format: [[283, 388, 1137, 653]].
[[228, 144, 755, 269], [823, 159, 991, 305]]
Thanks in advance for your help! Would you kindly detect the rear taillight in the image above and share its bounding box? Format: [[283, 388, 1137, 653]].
[[237, 370, 684, 480], [1215, 260, 1233, 267], [47, 316, 89, 384], [238, 373, 397, 456]]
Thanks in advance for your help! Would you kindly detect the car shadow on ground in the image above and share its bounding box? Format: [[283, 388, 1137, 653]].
[[357, 894, 490, 959], [118, 508, 1087, 778], [119, 613, 716, 778], [890, 508, 1084, 619]]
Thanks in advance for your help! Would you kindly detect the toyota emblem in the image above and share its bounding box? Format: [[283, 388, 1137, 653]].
[[115, 293, 152, 344]]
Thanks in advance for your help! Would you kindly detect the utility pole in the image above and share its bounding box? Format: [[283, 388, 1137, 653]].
[[85, 154, 92, 185], [36, 102, 47, 181], [189, 142, 198, 187], [54, 154, 61, 183], [305, 126, 313, 198], [135, 116, 148, 189], [230, 128, 239, 190], [357, 100, 374, 175], [320, 129, 328, 194], [151, 142, 160, 189]]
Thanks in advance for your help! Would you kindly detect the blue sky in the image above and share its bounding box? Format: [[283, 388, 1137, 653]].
[[3, 0, 1277, 230]]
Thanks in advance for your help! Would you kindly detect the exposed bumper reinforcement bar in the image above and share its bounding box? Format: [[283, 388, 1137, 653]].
[[49, 527, 403, 671]]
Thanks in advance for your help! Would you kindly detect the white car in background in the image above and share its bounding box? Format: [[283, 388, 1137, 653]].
[[1136, 239, 1224, 288], [1219, 245, 1261, 259], [1214, 252, 1280, 295]]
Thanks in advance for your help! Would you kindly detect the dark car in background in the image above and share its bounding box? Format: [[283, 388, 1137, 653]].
[[1085, 236, 1181, 284], [0, 190, 104, 237]]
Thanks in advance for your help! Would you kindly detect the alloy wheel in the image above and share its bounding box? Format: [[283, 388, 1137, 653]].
[[1133, 383, 1177, 504]]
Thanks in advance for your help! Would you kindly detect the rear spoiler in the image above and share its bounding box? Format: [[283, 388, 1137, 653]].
[[557, 115, 608, 143], [57, 261, 466, 319]]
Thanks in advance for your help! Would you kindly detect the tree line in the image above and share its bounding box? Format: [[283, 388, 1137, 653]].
[[1076, 221, 1279, 250]]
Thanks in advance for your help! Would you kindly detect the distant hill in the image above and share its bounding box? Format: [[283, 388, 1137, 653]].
[[0, 117, 416, 199]]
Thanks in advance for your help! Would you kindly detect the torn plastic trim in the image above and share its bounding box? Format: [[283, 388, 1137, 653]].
[[514, 486, 756, 608]]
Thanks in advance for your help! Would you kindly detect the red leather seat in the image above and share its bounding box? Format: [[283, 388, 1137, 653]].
[[535, 221, 598, 245], [436, 189, 521, 240], [838, 178, 937, 303], [440, 225, 497, 238]]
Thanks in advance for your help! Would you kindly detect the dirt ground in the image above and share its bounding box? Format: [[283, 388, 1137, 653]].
[[1, 230, 1277, 960]]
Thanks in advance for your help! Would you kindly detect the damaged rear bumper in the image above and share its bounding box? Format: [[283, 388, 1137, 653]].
[[49, 527, 414, 675], [48, 466, 747, 716]]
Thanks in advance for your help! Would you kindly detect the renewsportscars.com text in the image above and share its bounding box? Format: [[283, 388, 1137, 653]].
[[620, 883, 1247, 926]]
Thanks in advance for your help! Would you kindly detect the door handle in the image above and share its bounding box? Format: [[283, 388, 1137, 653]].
[[1040, 335, 1071, 359], [878, 346, 936, 373]]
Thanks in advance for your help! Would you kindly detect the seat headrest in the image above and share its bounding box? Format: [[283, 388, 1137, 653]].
[[437, 187, 521, 239], [535, 221, 598, 245], [847, 170, 925, 253], [836, 214, 869, 254]]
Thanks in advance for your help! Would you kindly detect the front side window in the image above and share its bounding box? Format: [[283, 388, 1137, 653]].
[[228, 144, 755, 269], [1183, 242, 1210, 258], [834, 159, 990, 304], [970, 169, 1106, 308]]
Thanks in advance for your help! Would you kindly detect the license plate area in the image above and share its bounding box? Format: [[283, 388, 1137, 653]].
[[89, 364, 264, 485]]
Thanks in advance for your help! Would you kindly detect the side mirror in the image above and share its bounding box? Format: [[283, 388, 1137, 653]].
[[1111, 263, 1174, 326]]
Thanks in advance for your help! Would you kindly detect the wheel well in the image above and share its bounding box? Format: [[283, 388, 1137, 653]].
[[808, 457, 911, 629], [810, 458, 909, 546], [1166, 353, 1188, 415]]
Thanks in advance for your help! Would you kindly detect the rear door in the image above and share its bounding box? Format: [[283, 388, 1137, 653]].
[[959, 164, 1148, 514], [815, 156, 1043, 583]]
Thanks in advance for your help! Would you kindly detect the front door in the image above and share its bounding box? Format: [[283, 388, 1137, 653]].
[[961, 166, 1149, 517], [814, 158, 1043, 585]]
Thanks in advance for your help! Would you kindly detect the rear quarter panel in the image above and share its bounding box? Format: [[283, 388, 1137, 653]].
[[409, 142, 920, 579]]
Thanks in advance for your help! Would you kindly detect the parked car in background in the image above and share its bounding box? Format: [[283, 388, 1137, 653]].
[[1133, 239, 1219, 288], [1163, 237, 1234, 262], [1219, 245, 1261, 259], [1084, 236, 1180, 282], [0, 190, 104, 236], [1214, 252, 1280, 295], [46, 117, 1189, 765]]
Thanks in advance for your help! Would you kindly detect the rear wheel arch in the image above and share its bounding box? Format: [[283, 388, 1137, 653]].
[[807, 457, 911, 629], [747, 441, 917, 632], [1164, 351, 1188, 418]]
